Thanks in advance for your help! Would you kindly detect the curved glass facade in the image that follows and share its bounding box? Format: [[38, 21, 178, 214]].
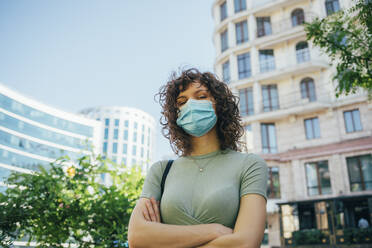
[[0, 149, 51, 171], [0, 130, 82, 160], [0, 93, 93, 137], [0, 85, 101, 186], [0, 112, 91, 150]]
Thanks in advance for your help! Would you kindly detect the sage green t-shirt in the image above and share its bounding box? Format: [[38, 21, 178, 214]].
[[140, 149, 268, 229]]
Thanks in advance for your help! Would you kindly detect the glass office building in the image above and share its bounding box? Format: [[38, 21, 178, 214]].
[[0, 83, 102, 192], [79, 106, 156, 172]]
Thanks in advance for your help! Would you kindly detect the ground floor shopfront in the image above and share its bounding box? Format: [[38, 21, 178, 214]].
[[277, 194, 372, 246]]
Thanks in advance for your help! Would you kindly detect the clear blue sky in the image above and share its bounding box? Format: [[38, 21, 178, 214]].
[[0, 0, 216, 161]]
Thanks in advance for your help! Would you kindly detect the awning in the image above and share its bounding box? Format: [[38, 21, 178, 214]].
[[276, 193, 372, 206]]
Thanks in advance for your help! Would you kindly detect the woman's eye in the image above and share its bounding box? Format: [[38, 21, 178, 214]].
[[177, 101, 185, 106], [199, 95, 207, 99]]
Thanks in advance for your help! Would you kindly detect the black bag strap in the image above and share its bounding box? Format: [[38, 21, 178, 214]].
[[160, 160, 174, 199]]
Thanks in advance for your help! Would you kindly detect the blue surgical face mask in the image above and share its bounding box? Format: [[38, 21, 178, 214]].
[[176, 99, 217, 137]]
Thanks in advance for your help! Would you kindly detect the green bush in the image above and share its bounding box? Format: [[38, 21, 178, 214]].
[[0, 153, 144, 247], [293, 229, 327, 245], [343, 227, 372, 244]]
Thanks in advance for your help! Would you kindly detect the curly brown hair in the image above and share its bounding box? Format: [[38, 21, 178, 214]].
[[155, 68, 246, 156]]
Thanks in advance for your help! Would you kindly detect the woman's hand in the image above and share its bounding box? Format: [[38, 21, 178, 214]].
[[142, 197, 161, 222]]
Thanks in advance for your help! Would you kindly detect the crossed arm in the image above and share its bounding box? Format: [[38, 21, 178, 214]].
[[127, 194, 266, 248]]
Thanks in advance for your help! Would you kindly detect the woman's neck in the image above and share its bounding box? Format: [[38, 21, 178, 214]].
[[189, 126, 220, 156]]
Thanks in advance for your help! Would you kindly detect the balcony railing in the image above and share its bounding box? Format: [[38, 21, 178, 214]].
[[258, 12, 317, 39], [255, 91, 332, 117], [296, 48, 311, 63], [252, 0, 276, 9], [259, 58, 276, 73]]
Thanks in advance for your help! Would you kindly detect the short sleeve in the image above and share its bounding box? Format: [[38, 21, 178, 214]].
[[240, 154, 268, 202], [140, 160, 166, 201]]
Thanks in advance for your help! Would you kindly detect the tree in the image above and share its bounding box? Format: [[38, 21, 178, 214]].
[[0, 153, 144, 247], [304, 0, 372, 98]]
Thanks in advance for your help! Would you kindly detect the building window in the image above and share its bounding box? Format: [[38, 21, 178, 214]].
[[234, 0, 246, 13], [222, 60, 230, 83], [344, 109, 362, 133], [305, 160, 332, 196], [124, 120, 129, 128], [239, 87, 254, 116], [235, 20, 248, 44], [103, 142, 107, 153], [141, 134, 145, 145], [112, 142, 118, 154], [267, 167, 281, 198], [304, 117, 321, 139], [259, 50, 275, 72], [133, 132, 137, 142], [220, 1, 227, 21], [104, 128, 109, 139], [262, 85, 279, 112], [221, 29, 228, 52], [113, 129, 118, 140], [123, 143, 127, 154], [325, 0, 340, 16], [296, 41, 310, 63], [256, 17, 272, 37], [347, 154, 372, 192], [134, 122, 138, 129], [123, 130, 128, 141], [261, 123, 277, 153], [262, 232, 269, 245], [132, 145, 137, 156], [245, 124, 253, 149], [105, 118, 110, 126], [237, 52, 251, 79], [291, 8, 305, 27], [114, 119, 119, 126], [141, 147, 144, 158], [300, 77, 316, 102]]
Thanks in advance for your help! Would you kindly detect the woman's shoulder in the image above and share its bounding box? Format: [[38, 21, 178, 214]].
[[147, 159, 170, 175], [223, 149, 267, 169], [223, 149, 265, 160], [148, 158, 181, 174]]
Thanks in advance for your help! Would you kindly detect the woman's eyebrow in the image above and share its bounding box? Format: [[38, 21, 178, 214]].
[[177, 89, 209, 100], [176, 95, 187, 100], [194, 89, 208, 94]]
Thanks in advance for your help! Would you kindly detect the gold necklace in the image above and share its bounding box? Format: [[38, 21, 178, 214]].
[[190, 150, 220, 172]]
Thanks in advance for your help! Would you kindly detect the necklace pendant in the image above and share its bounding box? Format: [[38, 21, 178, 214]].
[[199, 168, 203, 172]]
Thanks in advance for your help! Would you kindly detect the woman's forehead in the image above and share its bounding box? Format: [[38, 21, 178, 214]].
[[178, 81, 207, 92]]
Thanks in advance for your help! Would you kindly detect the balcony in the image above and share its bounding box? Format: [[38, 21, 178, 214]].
[[242, 96, 332, 123], [253, 12, 318, 49], [251, 0, 309, 15], [230, 54, 329, 89], [296, 48, 310, 64], [259, 57, 276, 73]]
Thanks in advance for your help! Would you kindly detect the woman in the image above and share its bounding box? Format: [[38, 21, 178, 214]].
[[128, 68, 268, 248]]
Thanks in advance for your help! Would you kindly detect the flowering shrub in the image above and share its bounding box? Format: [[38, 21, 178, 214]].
[[0, 153, 144, 247]]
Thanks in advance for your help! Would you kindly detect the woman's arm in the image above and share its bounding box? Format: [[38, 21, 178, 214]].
[[128, 198, 233, 248], [197, 194, 266, 248]]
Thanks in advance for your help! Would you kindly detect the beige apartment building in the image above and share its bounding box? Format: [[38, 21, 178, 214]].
[[212, 0, 372, 247]]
